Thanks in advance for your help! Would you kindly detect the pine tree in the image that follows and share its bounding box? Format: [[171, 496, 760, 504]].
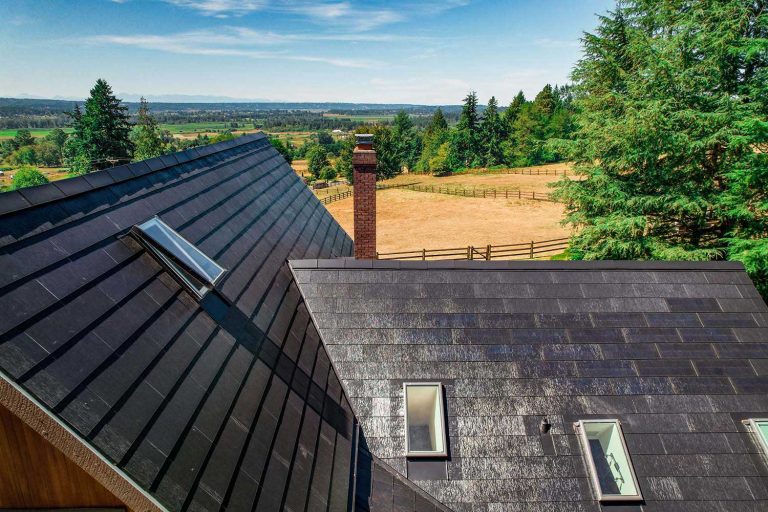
[[448, 91, 481, 168], [480, 96, 505, 166], [131, 97, 165, 162], [553, 0, 768, 297], [533, 84, 556, 117], [417, 108, 449, 173], [65, 79, 133, 172], [503, 91, 526, 130], [373, 125, 401, 179], [425, 108, 448, 137], [392, 110, 420, 171], [12, 129, 35, 149]]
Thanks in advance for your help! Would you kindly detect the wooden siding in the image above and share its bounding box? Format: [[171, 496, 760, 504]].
[[0, 404, 125, 509]]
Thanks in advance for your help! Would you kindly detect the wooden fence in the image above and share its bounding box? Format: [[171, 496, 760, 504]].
[[318, 182, 421, 205], [396, 184, 555, 201], [375, 237, 570, 261], [412, 166, 569, 177], [319, 183, 555, 204]]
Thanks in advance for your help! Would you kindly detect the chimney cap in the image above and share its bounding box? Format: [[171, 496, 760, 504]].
[[355, 134, 374, 146]]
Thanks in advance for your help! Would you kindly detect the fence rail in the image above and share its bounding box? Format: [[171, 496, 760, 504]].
[[319, 182, 556, 204], [397, 184, 555, 202], [412, 166, 569, 177], [376, 237, 570, 261], [318, 182, 421, 205]]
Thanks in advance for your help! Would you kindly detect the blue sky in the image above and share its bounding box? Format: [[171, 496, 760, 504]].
[[0, 0, 614, 104]]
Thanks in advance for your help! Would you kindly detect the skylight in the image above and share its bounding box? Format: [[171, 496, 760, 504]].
[[135, 216, 225, 297], [575, 420, 642, 502], [404, 383, 447, 458], [744, 419, 768, 459]]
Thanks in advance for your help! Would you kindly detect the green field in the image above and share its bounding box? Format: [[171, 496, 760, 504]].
[[0, 128, 74, 139], [160, 122, 244, 134], [0, 123, 245, 140], [321, 113, 396, 122]]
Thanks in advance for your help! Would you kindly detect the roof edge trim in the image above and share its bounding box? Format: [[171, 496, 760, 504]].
[[0, 372, 169, 512], [0, 132, 267, 218], [290, 259, 746, 271]]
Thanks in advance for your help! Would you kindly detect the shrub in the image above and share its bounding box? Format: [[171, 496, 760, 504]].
[[11, 166, 49, 190]]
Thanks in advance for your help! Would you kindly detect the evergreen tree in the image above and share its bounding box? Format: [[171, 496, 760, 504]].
[[65, 79, 133, 172], [553, 0, 768, 297], [448, 91, 482, 168], [392, 110, 420, 171], [503, 91, 526, 130], [373, 125, 401, 179], [480, 96, 505, 166], [425, 108, 448, 136], [131, 97, 165, 162], [13, 129, 35, 149], [417, 108, 450, 173], [533, 84, 556, 117]]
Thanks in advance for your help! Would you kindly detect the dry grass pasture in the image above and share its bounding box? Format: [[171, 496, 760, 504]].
[[325, 166, 573, 254], [0, 167, 70, 190]]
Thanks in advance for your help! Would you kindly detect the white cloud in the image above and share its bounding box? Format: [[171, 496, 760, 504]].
[[161, 0, 267, 17], [152, 0, 466, 30], [534, 38, 580, 49], [80, 27, 370, 67]]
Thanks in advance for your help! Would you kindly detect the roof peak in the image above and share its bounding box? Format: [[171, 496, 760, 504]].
[[0, 132, 267, 218], [289, 258, 745, 272]]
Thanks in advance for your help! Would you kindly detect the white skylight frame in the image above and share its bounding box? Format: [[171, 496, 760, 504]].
[[575, 419, 643, 503], [743, 419, 768, 459], [403, 382, 448, 458], [134, 216, 225, 298]]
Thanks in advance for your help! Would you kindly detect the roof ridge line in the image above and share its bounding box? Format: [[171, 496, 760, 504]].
[[0, 132, 267, 218], [289, 259, 746, 272]]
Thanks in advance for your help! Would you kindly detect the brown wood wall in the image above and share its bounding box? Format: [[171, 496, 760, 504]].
[[0, 404, 125, 509]]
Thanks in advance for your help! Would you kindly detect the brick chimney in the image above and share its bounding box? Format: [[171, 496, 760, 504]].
[[353, 134, 377, 259]]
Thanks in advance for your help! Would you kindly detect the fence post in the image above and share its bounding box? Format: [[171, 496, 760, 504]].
[[529, 241, 534, 259], [422, 248, 426, 261], [519, 190, 521, 199], [533, 191, 536, 200], [486, 244, 492, 261], [468, 246, 472, 260]]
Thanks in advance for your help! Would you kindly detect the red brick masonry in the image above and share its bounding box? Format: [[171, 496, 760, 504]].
[[353, 147, 377, 259]]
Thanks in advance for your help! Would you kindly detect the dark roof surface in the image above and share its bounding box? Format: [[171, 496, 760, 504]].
[[291, 260, 768, 511], [0, 134, 450, 512]]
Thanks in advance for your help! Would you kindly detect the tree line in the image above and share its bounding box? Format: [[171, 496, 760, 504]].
[[1, 79, 236, 188], [274, 84, 575, 184]]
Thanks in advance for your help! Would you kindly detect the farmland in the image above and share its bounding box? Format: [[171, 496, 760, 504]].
[[323, 166, 572, 255], [0, 124, 317, 141]]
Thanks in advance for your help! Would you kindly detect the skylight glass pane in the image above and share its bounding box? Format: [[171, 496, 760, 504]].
[[578, 420, 642, 501], [757, 421, 768, 442], [137, 217, 224, 285], [404, 383, 447, 457], [745, 419, 768, 456]]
